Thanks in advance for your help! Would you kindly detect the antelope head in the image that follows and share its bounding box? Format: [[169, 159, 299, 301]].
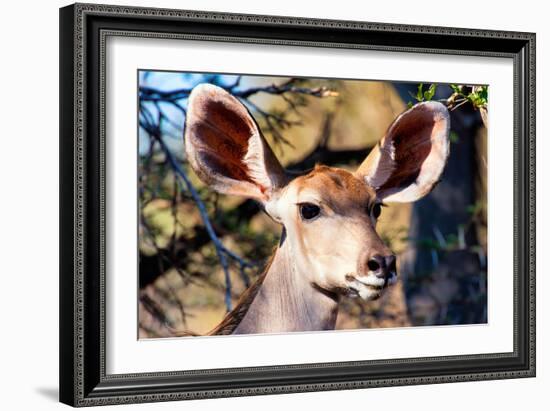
[[185, 84, 450, 302]]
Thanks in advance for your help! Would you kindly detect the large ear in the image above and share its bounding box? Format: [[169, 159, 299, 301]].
[[184, 84, 288, 202], [355, 101, 450, 203]]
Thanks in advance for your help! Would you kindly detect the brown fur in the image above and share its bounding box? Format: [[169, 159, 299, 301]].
[[231, 231, 341, 334], [298, 165, 377, 215]]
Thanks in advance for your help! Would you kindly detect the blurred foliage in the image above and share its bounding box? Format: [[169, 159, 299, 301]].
[[407, 83, 437, 107], [137, 73, 488, 337], [407, 83, 488, 111], [450, 84, 488, 110]]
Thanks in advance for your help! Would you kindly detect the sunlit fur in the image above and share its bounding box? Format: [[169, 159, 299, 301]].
[[266, 166, 393, 301]]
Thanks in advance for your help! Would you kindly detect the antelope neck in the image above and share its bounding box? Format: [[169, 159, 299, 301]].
[[233, 231, 340, 334]]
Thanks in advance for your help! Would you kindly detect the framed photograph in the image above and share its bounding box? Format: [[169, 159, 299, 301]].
[[59, 3, 535, 407]]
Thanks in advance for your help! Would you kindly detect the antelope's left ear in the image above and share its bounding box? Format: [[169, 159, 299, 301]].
[[355, 101, 450, 203]]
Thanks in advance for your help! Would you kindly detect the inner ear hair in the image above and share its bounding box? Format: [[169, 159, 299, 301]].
[[184, 83, 287, 202], [355, 101, 450, 203]]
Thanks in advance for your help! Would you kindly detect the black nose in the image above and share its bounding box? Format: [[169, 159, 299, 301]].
[[367, 254, 397, 279]]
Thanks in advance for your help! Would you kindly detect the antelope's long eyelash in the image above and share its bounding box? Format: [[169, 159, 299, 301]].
[[369, 202, 386, 219], [367, 202, 387, 211]]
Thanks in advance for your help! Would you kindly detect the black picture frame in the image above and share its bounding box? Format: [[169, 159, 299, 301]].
[[59, 3, 536, 407]]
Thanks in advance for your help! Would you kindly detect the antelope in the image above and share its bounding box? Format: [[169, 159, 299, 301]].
[[182, 83, 450, 336]]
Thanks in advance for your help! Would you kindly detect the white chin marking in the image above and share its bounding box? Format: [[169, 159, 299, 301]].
[[357, 286, 382, 301], [355, 275, 386, 288], [347, 273, 397, 301]]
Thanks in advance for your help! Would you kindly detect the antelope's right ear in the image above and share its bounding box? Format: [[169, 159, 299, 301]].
[[354, 101, 450, 203], [184, 84, 288, 203]]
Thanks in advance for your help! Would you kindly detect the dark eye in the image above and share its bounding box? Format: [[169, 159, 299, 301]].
[[371, 203, 382, 219], [299, 203, 321, 220]]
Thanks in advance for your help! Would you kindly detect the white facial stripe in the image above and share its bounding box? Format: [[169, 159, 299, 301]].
[[264, 198, 283, 223]]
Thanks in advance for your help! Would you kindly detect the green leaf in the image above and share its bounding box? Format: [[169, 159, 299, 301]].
[[466, 89, 487, 109], [478, 86, 488, 101], [450, 84, 462, 94], [416, 83, 424, 101], [475, 86, 488, 107], [423, 84, 436, 101], [407, 101, 414, 109]]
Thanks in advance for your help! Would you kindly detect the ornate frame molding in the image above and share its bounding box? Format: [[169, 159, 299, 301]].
[[59, 3, 535, 407]]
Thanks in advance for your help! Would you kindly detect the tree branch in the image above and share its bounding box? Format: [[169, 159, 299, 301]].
[[140, 115, 257, 311]]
